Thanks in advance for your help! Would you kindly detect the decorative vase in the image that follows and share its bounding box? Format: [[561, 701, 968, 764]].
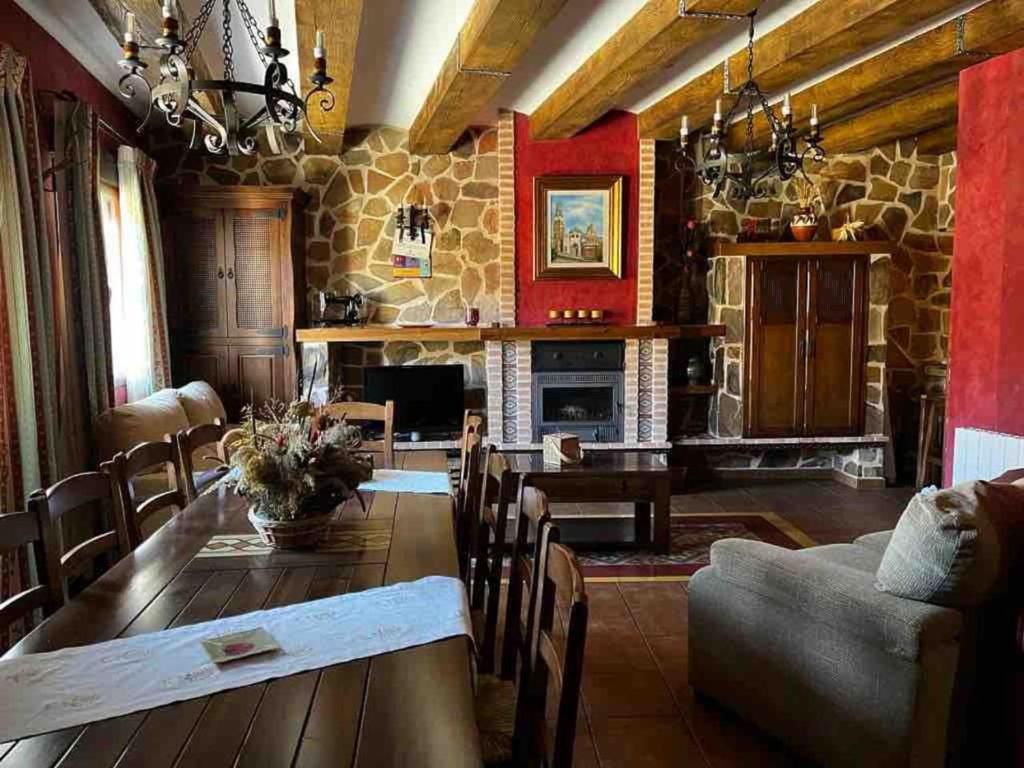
[[790, 209, 818, 242], [248, 506, 335, 550]]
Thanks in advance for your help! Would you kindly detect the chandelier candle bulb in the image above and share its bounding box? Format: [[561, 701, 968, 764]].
[[810, 104, 819, 126], [124, 12, 135, 43], [314, 29, 326, 58], [268, 0, 278, 28], [162, 0, 176, 19]]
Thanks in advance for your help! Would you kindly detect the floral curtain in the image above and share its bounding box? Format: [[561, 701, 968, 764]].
[[0, 44, 58, 649], [111, 146, 171, 401]]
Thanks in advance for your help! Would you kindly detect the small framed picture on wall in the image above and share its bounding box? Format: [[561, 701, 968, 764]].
[[534, 175, 624, 280]]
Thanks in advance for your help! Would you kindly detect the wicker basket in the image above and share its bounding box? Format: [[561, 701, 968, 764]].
[[247, 507, 334, 550]]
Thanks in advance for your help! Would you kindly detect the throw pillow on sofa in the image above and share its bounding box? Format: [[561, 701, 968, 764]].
[[875, 481, 1024, 607], [176, 381, 228, 426]]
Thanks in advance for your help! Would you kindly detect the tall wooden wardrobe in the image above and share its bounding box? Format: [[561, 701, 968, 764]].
[[739, 242, 886, 438], [163, 186, 307, 418]]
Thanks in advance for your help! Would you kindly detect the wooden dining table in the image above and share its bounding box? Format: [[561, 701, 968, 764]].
[[0, 451, 482, 768]]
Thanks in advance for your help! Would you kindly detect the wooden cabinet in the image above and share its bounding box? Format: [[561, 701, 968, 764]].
[[744, 250, 868, 438], [164, 187, 306, 418]]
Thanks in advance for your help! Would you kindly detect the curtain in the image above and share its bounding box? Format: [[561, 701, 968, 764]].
[[111, 146, 171, 401], [0, 44, 58, 649], [57, 101, 114, 420]]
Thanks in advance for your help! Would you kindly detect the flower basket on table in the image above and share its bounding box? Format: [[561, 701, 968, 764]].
[[231, 398, 373, 549]]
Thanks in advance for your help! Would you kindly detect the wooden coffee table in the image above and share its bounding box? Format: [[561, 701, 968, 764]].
[[503, 450, 673, 554]]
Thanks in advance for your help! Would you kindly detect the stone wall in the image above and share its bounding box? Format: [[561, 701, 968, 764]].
[[153, 125, 500, 389]]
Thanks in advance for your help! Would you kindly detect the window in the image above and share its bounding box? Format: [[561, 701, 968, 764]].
[[98, 178, 128, 405]]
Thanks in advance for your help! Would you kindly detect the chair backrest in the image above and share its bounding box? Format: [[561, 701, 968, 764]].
[[27, 470, 130, 596], [501, 485, 552, 680], [455, 409, 484, 520], [106, 438, 188, 548], [516, 536, 588, 768], [320, 400, 394, 469], [0, 505, 63, 643], [177, 421, 227, 503], [470, 446, 519, 674], [455, 431, 483, 581]]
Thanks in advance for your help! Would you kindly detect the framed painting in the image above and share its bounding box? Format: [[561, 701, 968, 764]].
[[534, 175, 624, 280]]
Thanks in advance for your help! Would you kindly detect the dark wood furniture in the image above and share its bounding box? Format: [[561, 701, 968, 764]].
[[3, 451, 481, 768], [321, 400, 395, 469], [470, 445, 518, 675], [27, 471, 131, 599], [734, 242, 885, 438], [106, 438, 188, 548], [0, 505, 63, 638], [916, 393, 946, 488], [504, 450, 673, 553], [455, 430, 483, 582], [164, 186, 307, 418], [176, 421, 228, 504]]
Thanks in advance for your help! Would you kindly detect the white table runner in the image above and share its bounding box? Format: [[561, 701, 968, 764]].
[[359, 469, 452, 495], [0, 575, 471, 742]]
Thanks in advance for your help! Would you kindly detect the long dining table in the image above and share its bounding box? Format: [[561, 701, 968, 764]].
[[0, 450, 482, 768]]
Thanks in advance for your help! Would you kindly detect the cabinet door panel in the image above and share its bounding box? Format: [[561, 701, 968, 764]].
[[175, 210, 227, 337], [226, 209, 283, 339], [805, 256, 866, 435], [745, 258, 806, 437], [230, 346, 285, 415]]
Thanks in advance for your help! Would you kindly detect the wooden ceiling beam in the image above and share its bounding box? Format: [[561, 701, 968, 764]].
[[639, 0, 967, 140], [87, 0, 218, 114], [408, 0, 569, 155], [728, 0, 1024, 148], [823, 80, 958, 155], [528, 0, 761, 141], [915, 122, 958, 156], [296, 0, 364, 156]]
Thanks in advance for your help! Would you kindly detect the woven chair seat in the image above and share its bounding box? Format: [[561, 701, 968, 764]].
[[476, 674, 517, 766]]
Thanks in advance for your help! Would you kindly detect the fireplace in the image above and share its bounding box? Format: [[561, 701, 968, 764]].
[[531, 342, 624, 442]]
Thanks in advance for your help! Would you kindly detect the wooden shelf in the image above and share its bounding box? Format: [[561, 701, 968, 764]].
[[671, 384, 718, 396], [295, 324, 727, 344], [714, 240, 895, 257]]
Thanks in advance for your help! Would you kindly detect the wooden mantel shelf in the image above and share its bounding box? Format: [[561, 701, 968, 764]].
[[714, 240, 895, 257], [295, 323, 726, 344]]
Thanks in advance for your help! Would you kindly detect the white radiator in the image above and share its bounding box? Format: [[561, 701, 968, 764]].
[[951, 427, 1024, 484]]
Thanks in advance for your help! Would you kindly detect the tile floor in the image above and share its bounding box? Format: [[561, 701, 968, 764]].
[[541, 478, 914, 768]]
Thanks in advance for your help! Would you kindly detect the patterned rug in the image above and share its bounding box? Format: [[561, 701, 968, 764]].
[[574, 513, 815, 582]]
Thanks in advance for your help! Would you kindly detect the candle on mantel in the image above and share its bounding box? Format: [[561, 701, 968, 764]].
[[314, 29, 326, 58], [268, 0, 278, 27], [124, 11, 135, 43]]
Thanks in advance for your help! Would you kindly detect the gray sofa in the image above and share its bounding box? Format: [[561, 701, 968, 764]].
[[689, 529, 1004, 767]]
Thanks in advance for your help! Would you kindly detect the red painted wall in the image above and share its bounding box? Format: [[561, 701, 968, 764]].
[[944, 48, 1024, 483], [514, 110, 639, 326], [0, 0, 135, 146]]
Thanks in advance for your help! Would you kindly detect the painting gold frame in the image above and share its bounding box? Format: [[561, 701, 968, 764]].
[[534, 175, 624, 280]]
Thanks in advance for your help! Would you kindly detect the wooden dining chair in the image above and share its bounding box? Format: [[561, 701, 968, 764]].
[[455, 430, 483, 582], [452, 409, 483, 497], [470, 445, 519, 674], [106, 438, 189, 548], [500, 485, 553, 680], [320, 400, 395, 469], [0, 504, 64, 643], [177, 421, 230, 503], [27, 470, 132, 598]]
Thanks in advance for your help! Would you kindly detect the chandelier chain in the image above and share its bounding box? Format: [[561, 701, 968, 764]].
[[184, 0, 217, 65], [221, 0, 236, 81]]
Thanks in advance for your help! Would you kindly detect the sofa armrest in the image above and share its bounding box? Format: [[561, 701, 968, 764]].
[[707, 539, 962, 662]]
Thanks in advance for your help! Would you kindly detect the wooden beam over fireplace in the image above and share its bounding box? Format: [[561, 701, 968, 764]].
[[915, 122, 958, 156], [528, 0, 760, 141], [727, 0, 1024, 149], [638, 0, 968, 140], [408, 0, 569, 155]]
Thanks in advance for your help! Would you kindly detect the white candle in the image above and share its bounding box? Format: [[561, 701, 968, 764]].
[[315, 29, 325, 58], [162, 0, 176, 19], [268, 0, 278, 27], [810, 103, 819, 126], [782, 93, 792, 117], [714, 99, 722, 121], [124, 11, 135, 42]]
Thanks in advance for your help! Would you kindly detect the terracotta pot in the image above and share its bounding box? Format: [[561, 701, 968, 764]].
[[790, 210, 818, 242], [248, 507, 334, 549]]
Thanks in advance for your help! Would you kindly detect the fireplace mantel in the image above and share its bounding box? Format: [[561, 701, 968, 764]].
[[295, 323, 725, 344]]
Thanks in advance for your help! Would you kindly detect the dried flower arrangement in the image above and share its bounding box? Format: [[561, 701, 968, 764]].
[[791, 176, 824, 214], [232, 398, 373, 524]]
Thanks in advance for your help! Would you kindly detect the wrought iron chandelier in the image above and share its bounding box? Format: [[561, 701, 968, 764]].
[[677, 9, 825, 199], [117, 0, 335, 155]]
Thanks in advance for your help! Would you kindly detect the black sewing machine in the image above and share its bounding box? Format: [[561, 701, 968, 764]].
[[314, 291, 365, 326]]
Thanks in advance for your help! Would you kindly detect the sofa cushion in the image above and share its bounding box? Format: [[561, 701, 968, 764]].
[[95, 389, 190, 461], [806, 542, 885, 574], [853, 530, 893, 555], [176, 381, 227, 426], [875, 481, 1024, 608]]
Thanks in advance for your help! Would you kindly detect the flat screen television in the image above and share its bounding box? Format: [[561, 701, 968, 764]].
[[363, 364, 465, 438]]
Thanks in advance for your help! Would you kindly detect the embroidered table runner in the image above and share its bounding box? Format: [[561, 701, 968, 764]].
[[359, 469, 452, 495], [0, 576, 471, 741]]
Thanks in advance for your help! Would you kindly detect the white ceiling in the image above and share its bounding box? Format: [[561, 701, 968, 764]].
[[13, 0, 981, 132]]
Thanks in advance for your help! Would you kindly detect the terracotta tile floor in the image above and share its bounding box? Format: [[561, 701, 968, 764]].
[[541, 478, 915, 767]]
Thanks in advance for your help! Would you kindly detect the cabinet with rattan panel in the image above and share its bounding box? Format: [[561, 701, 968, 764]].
[[163, 186, 307, 418]]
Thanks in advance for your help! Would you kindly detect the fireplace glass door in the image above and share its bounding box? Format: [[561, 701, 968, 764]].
[[531, 372, 624, 442]]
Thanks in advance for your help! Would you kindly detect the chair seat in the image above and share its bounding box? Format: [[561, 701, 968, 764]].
[[476, 674, 516, 766]]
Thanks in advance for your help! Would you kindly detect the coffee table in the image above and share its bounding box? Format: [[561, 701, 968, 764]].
[[503, 450, 673, 554]]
